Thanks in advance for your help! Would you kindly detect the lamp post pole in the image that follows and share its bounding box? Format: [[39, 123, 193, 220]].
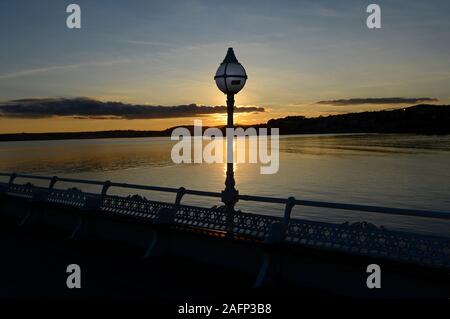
[[225, 93, 236, 191], [214, 47, 247, 237], [223, 93, 238, 236]]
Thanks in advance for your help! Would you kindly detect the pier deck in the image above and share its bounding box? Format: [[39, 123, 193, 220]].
[[0, 173, 448, 299]]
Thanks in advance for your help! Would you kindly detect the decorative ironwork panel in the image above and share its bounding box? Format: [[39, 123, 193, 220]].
[[47, 188, 86, 208], [2, 179, 449, 269], [7, 183, 35, 199], [286, 220, 450, 268], [101, 194, 171, 221], [174, 205, 228, 231], [233, 211, 280, 239]]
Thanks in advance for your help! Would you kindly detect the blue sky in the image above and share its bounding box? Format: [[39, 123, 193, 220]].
[[0, 0, 449, 132]]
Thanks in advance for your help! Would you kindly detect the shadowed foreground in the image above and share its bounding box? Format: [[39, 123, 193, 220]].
[[0, 220, 332, 300]]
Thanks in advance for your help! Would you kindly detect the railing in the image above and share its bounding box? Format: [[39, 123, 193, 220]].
[[2, 172, 449, 220], [0, 172, 449, 268]]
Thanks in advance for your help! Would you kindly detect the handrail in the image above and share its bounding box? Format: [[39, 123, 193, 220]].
[[1, 172, 449, 220]]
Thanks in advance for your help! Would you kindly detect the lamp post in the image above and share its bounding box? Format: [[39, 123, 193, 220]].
[[214, 48, 248, 236]]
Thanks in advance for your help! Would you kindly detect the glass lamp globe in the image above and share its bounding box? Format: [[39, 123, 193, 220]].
[[214, 48, 247, 95]]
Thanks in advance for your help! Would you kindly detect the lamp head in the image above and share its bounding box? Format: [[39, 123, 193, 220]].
[[214, 48, 247, 95]]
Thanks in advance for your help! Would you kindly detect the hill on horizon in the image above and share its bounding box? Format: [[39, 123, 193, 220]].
[[266, 104, 450, 135]]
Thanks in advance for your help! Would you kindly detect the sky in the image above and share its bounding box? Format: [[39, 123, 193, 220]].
[[0, 0, 449, 133]]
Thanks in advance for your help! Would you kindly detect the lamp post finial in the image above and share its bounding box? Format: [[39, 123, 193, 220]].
[[223, 47, 239, 63]]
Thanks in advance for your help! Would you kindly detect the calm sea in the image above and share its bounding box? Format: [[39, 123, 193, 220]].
[[1, 134, 449, 236]]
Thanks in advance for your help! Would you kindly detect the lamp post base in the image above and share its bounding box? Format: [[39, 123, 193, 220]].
[[222, 162, 238, 237], [221, 190, 238, 238]]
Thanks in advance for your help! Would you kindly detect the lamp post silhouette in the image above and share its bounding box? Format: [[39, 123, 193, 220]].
[[214, 48, 248, 236]]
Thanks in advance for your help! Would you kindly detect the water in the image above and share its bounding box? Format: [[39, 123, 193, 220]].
[[0, 134, 449, 237]]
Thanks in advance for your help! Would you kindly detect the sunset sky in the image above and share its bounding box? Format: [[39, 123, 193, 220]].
[[1, 0, 449, 133]]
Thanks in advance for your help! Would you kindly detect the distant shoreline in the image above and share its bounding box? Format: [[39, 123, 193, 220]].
[[0, 130, 448, 143], [1, 104, 449, 142]]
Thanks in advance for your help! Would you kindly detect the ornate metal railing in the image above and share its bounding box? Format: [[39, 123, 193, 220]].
[[0, 172, 449, 269]]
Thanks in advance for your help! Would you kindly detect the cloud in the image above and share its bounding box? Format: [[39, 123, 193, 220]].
[[316, 97, 439, 106], [0, 59, 131, 80], [0, 97, 264, 119], [118, 39, 177, 47]]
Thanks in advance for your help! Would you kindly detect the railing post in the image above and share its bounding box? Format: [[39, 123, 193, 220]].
[[174, 187, 186, 208], [255, 197, 295, 288], [8, 173, 17, 187], [72, 180, 109, 240], [48, 176, 58, 192], [283, 197, 296, 227], [144, 189, 186, 259], [101, 180, 111, 198]]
